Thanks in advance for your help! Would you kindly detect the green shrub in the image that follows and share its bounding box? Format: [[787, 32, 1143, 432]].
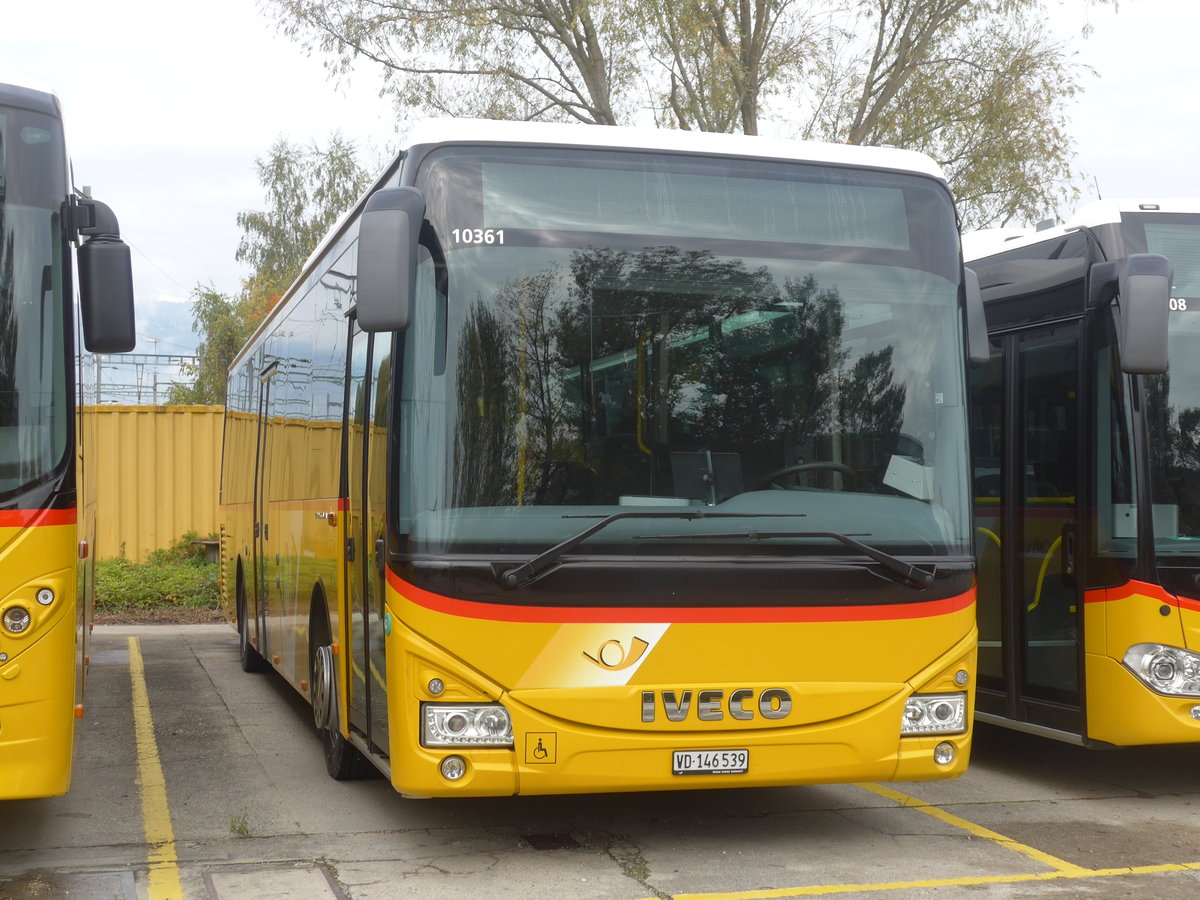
[[95, 532, 220, 612]]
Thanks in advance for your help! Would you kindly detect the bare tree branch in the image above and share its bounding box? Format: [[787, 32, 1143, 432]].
[[266, 0, 1091, 225]]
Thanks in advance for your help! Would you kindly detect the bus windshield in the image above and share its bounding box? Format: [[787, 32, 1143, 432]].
[[1140, 213, 1200, 557], [399, 146, 971, 562], [0, 104, 69, 499]]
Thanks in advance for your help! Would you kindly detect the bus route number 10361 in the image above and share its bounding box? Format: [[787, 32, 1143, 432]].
[[451, 228, 505, 245]]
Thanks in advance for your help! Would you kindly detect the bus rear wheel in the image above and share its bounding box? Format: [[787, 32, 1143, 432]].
[[237, 569, 269, 673]]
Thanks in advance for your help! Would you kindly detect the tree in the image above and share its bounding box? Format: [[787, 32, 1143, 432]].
[[236, 133, 372, 316], [800, 0, 1083, 227], [266, 0, 1096, 225], [639, 0, 818, 135], [271, 0, 644, 123], [172, 135, 372, 405], [166, 286, 247, 405]]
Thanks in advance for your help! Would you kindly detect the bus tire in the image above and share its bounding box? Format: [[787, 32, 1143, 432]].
[[237, 566, 269, 674], [309, 599, 373, 781]]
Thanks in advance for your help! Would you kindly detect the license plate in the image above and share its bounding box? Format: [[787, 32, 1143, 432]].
[[672, 749, 749, 775]]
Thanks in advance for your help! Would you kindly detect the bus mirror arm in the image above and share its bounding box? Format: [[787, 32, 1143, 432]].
[[1088, 254, 1171, 375], [963, 267, 989, 366], [355, 186, 426, 332], [72, 197, 136, 353]]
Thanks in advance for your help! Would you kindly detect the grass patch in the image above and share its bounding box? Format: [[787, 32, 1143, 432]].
[[95, 532, 220, 617], [229, 809, 251, 837]]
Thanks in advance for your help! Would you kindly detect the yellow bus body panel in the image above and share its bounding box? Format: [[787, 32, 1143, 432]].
[[1086, 583, 1200, 745], [220, 456, 977, 795], [384, 578, 975, 797], [0, 519, 78, 799]]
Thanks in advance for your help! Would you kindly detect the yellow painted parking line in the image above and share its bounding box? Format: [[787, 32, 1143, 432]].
[[670, 860, 1200, 899], [659, 783, 1200, 900], [128, 637, 183, 900], [857, 782, 1088, 874]]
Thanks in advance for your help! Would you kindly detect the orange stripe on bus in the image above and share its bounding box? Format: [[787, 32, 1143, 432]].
[[387, 568, 972, 624], [0, 508, 77, 527], [1083, 580, 1200, 613]]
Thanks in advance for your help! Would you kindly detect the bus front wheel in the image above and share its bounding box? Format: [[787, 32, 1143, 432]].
[[309, 605, 373, 781]]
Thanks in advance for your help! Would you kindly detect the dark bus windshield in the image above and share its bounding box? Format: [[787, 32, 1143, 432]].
[[396, 146, 972, 561], [1135, 213, 1200, 557], [0, 101, 70, 499]]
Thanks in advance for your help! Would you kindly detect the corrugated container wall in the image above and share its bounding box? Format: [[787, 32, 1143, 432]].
[[80, 405, 224, 561]]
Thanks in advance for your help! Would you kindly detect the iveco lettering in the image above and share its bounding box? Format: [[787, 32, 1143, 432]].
[[642, 689, 793, 722]]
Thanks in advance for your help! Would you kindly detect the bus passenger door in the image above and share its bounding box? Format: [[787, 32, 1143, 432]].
[[344, 327, 392, 759], [974, 323, 1084, 736], [1017, 325, 1083, 724], [252, 362, 279, 660]]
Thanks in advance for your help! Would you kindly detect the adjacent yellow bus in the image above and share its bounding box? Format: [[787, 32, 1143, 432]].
[[966, 199, 1200, 746], [221, 119, 982, 797], [0, 82, 136, 798]]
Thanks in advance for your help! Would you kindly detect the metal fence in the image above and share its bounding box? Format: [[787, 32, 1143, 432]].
[[80, 353, 199, 406]]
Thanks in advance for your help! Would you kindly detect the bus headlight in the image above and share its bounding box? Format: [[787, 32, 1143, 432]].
[[421, 703, 514, 747], [900, 692, 966, 735], [3, 606, 32, 634], [1123, 644, 1200, 697]]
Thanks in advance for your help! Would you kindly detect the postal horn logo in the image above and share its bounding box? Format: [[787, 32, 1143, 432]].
[[583, 636, 650, 671]]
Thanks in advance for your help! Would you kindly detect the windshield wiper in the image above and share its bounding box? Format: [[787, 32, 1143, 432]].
[[498, 511, 807, 589], [642, 530, 934, 589]]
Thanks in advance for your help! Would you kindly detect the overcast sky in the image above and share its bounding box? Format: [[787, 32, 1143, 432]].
[[5, 0, 1200, 356]]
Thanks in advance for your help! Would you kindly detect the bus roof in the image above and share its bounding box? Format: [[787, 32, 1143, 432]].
[[403, 118, 947, 179], [0, 82, 60, 118], [1065, 198, 1200, 225], [963, 198, 1200, 261]]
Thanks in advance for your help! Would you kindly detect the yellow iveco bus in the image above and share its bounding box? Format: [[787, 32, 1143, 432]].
[[221, 119, 984, 797], [0, 82, 136, 798], [965, 199, 1200, 746]]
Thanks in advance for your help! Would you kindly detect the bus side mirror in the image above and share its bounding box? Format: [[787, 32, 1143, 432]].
[[76, 198, 136, 353], [1089, 254, 1171, 374], [964, 267, 989, 366], [355, 186, 426, 332]]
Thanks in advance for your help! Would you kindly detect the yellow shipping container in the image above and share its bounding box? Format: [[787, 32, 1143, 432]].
[[80, 405, 223, 561]]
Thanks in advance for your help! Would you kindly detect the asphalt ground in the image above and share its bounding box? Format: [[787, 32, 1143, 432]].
[[2, 624, 1200, 899]]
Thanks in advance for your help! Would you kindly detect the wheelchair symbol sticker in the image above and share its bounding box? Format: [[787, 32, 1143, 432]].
[[525, 733, 557, 765]]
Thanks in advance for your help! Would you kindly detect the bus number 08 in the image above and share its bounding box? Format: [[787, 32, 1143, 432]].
[[452, 228, 505, 245], [1170, 298, 1188, 311]]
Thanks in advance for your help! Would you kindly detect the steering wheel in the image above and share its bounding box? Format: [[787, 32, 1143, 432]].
[[754, 461, 856, 491]]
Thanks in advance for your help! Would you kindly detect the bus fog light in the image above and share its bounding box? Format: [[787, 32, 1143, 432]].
[[422, 703, 514, 747], [35, 588, 54, 606], [1191, 706, 1200, 722], [3, 607, 31, 634], [900, 692, 966, 735], [440, 755, 467, 781], [1123, 644, 1200, 697], [934, 742, 957, 766]]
